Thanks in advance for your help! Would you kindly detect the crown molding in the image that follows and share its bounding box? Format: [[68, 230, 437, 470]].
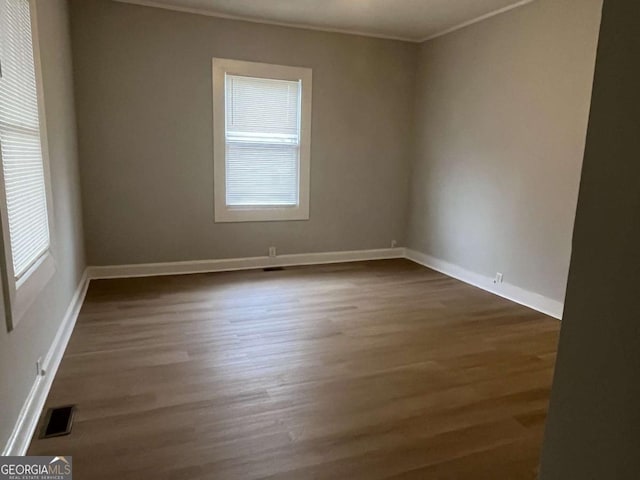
[[113, 0, 536, 44], [112, 0, 418, 42], [419, 0, 535, 42]]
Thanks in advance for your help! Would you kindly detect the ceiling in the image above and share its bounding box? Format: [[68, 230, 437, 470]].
[[115, 0, 534, 42]]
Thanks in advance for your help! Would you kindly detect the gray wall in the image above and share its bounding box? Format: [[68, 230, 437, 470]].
[[539, 1, 640, 477], [69, 0, 417, 266], [0, 0, 86, 449], [408, 0, 602, 302]]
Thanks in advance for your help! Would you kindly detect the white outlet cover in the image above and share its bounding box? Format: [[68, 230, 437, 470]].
[[36, 358, 44, 376]]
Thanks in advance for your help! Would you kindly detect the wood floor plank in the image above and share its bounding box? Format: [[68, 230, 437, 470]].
[[28, 259, 560, 479]]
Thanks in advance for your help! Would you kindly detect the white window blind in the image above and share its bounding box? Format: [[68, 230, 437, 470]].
[[0, 0, 50, 279], [225, 74, 301, 206]]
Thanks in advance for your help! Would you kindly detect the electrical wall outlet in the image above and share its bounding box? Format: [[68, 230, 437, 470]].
[[494, 272, 504, 284], [391, 240, 398, 248], [36, 357, 45, 376], [268, 246, 277, 257]]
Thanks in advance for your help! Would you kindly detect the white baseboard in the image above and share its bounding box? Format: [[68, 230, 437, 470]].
[[405, 249, 564, 319], [87, 248, 406, 280], [88, 248, 563, 319], [2, 269, 90, 456]]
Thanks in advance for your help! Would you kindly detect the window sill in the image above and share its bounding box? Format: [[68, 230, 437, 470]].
[[214, 205, 309, 223]]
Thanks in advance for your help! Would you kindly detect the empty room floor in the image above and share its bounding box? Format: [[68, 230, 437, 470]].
[[28, 259, 560, 479]]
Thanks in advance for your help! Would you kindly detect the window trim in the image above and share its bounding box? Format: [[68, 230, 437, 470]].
[[212, 58, 312, 223], [0, 0, 56, 331]]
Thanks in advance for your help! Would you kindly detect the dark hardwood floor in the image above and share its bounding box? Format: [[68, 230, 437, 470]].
[[28, 259, 560, 479]]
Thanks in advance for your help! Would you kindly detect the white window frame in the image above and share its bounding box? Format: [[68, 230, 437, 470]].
[[0, 0, 56, 331], [212, 58, 312, 223]]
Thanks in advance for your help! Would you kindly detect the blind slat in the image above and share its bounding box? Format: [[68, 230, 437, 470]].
[[0, 0, 51, 279], [225, 74, 301, 207]]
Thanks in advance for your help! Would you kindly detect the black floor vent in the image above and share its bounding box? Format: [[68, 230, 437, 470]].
[[40, 405, 76, 439], [263, 266, 284, 272]]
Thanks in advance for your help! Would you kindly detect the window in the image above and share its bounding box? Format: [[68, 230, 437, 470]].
[[0, 0, 54, 330], [213, 58, 312, 222]]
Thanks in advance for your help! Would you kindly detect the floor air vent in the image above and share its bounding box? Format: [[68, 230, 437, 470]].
[[40, 405, 76, 439], [263, 266, 284, 272]]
